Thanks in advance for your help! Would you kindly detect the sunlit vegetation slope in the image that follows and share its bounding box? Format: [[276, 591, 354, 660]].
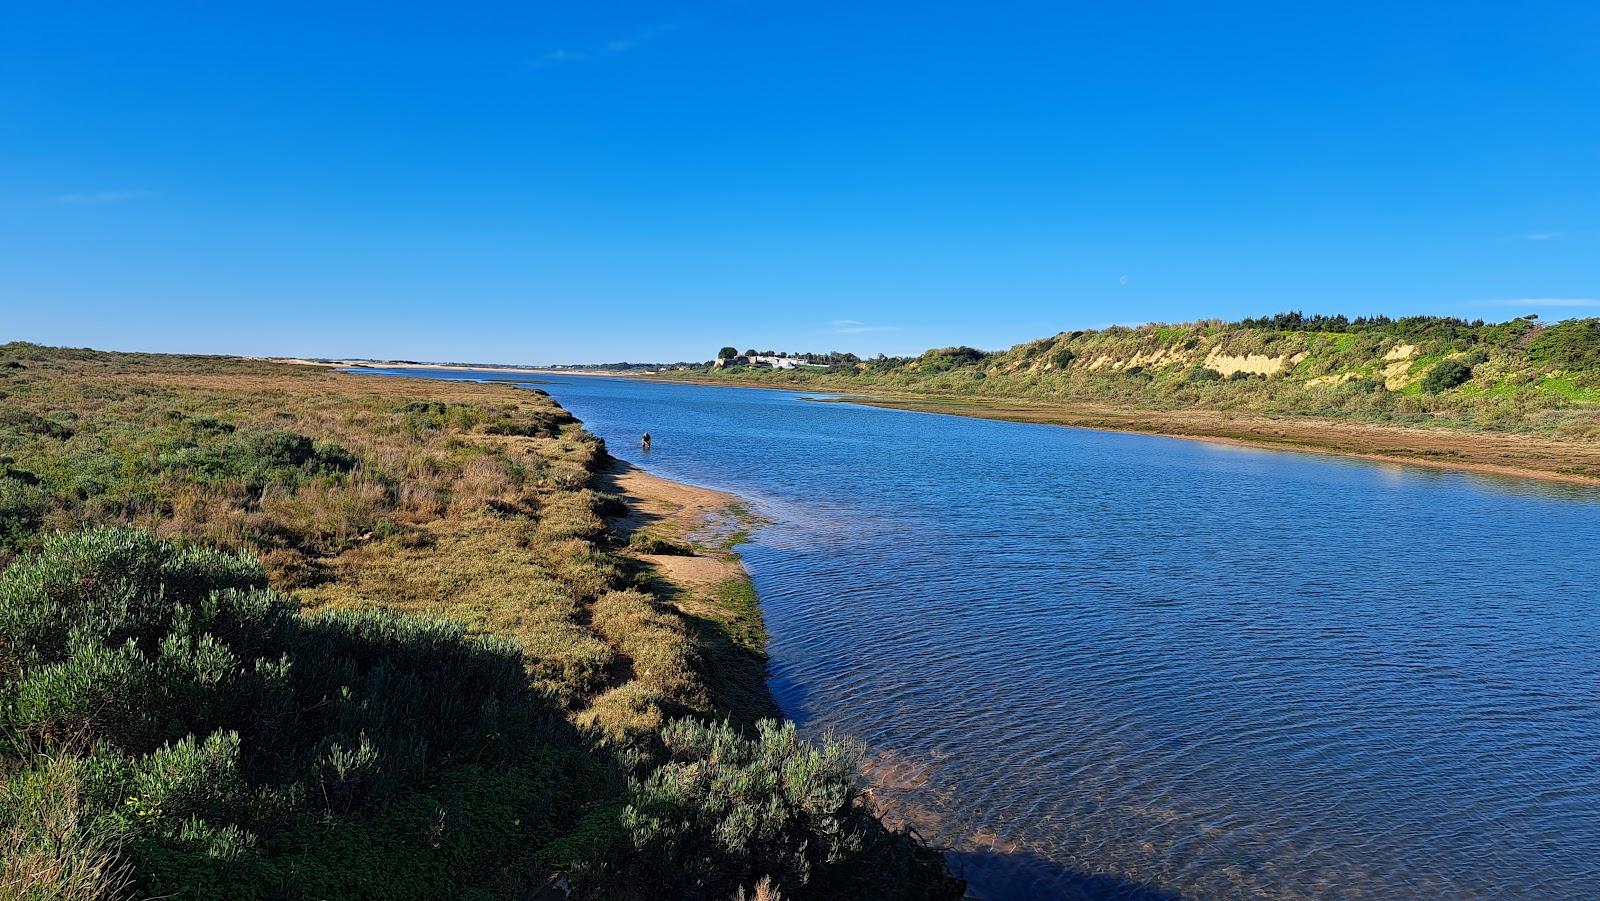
[[695, 315, 1600, 436], [0, 344, 962, 901]]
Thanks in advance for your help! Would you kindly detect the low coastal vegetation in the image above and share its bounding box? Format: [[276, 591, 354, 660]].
[[0, 344, 963, 901], [683, 314, 1600, 437]]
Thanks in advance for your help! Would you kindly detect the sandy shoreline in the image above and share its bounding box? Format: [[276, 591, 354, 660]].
[[599, 460, 751, 594], [596, 459, 780, 725]]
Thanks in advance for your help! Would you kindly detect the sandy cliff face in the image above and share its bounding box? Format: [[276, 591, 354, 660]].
[[990, 326, 1509, 394], [1202, 346, 1302, 377]]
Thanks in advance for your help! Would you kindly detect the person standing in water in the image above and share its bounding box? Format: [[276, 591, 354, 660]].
[[641, 432, 652, 451]]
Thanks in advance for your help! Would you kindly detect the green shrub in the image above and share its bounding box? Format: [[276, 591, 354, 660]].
[[0, 476, 49, 551], [607, 719, 965, 901], [617, 719, 859, 899], [0, 408, 74, 441], [915, 347, 988, 374], [185, 415, 237, 436], [1527, 318, 1600, 375], [0, 527, 266, 672], [0, 527, 584, 900], [394, 401, 448, 415], [156, 430, 358, 495], [1422, 359, 1474, 393]]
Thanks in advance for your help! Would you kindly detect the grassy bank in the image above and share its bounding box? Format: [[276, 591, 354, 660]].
[[671, 316, 1600, 434], [648, 316, 1600, 482], [0, 343, 963, 901]]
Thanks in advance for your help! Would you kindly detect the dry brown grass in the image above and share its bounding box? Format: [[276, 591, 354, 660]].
[[0, 755, 132, 901], [0, 349, 600, 579], [299, 513, 619, 707], [576, 587, 710, 744], [0, 345, 751, 748]]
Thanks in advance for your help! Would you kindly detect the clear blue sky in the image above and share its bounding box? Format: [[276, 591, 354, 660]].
[[2, 2, 1596, 364]]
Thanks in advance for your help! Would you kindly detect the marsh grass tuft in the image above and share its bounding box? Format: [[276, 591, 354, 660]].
[[628, 530, 695, 555]]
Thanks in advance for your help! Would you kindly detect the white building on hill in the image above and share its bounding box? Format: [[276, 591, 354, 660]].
[[715, 354, 828, 370]]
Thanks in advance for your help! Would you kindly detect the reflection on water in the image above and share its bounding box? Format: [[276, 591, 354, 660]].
[[357, 368, 1600, 900]]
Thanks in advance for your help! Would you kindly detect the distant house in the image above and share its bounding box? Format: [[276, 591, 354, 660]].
[[715, 354, 828, 370]]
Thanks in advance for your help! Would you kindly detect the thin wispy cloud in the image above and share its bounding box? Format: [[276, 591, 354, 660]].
[[50, 189, 157, 206], [607, 23, 677, 53], [1478, 298, 1600, 308], [529, 22, 678, 68], [533, 49, 591, 66], [832, 319, 902, 335], [1521, 232, 1561, 241]]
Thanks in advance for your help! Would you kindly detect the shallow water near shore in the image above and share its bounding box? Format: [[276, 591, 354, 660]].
[[362, 368, 1600, 899]]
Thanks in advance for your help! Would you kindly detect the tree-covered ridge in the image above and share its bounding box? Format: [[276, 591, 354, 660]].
[[692, 315, 1600, 437], [0, 345, 963, 901]]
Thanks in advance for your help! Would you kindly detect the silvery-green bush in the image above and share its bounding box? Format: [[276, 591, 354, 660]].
[[612, 718, 965, 901], [0, 527, 576, 899]]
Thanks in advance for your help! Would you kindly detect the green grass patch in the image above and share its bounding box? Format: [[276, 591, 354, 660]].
[[1538, 376, 1600, 402]]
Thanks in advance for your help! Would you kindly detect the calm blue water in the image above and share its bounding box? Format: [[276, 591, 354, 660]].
[[363, 369, 1600, 900]]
